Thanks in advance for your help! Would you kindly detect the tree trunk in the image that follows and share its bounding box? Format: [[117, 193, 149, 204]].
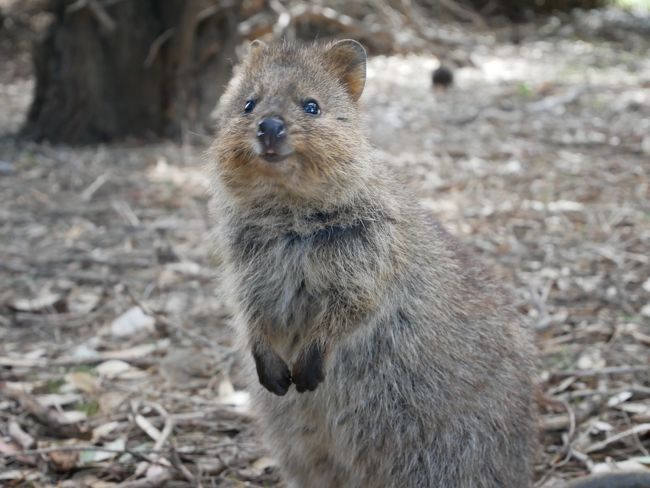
[[23, 0, 240, 144]]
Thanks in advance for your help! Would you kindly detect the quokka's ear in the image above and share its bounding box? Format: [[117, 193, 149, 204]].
[[247, 39, 267, 62], [324, 39, 367, 101]]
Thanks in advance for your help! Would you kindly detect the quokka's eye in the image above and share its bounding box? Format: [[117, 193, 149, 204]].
[[303, 100, 320, 115], [244, 99, 256, 114]]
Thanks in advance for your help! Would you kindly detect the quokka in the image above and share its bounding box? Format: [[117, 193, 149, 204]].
[[208, 39, 650, 488]]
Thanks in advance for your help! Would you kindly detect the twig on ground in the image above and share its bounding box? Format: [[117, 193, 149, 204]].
[[8, 420, 36, 449], [585, 423, 650, 453], [81, 172, 111, 201], [0, 354, 157, 369], [550, 365, 650, 379], [0, 383, 89, 439], [541, 398, 603, 432], [0, 445, 158, 462], [170, 444, 197, 484], [115, 470, 174, 488]]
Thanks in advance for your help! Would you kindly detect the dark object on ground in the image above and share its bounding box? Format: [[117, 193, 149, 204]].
[[23, 0, 239, 144], [432, 65, 454, 89]]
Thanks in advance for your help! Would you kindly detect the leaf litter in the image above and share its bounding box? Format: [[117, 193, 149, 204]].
[[1, 7, 649, 488]]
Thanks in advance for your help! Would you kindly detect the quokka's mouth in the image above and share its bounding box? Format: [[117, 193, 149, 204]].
[[260, 151, 292, 163]]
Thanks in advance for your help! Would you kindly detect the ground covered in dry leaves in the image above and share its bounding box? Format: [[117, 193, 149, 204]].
[[1, 10, 650, 488]]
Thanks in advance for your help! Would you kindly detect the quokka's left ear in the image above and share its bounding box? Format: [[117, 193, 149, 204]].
[[324, 39, 367, 102], [247, 39, 267, 64]]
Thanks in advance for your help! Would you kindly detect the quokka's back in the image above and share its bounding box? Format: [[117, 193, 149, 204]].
[[209, 39, 537, 487]]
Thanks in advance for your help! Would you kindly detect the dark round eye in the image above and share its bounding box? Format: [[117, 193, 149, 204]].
[[244, 99, 256, 114], [303, 100, 320, 115]]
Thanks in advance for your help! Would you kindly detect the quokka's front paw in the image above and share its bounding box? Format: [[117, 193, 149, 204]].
[[253, 349, 292, 396], [292, 343, 325, 393]]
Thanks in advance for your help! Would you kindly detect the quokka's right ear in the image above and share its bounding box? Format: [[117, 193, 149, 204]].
[[324, 39, 367, 101]]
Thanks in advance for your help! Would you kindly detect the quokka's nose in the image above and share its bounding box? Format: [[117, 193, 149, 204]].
[[257, 117, 286, 151]]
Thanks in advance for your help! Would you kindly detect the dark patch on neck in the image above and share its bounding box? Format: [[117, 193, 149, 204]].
[[306, 209, 341, 224], [303, 208, 370, 244], [232, 218, 368, 262], [231, 204, 385, 263], [310, 220, 366, 244]]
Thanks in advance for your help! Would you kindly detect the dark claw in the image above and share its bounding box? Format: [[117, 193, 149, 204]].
[[253, 348, 292, 396], [292, 343, 325, 393]]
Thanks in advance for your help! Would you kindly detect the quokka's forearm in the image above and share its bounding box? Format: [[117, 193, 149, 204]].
[[249, 328, 292, 396]]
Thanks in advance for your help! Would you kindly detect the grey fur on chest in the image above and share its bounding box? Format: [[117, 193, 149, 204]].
[[226, 215, 372, 353]]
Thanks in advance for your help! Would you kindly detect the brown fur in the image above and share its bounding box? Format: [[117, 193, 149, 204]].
[[209, 39, 538, 487]]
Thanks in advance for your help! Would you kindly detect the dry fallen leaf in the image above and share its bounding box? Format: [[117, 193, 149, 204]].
[[607, 391, 633, 408], [89, 480, 120, 488], [11, 292, 64, 312], [135, 414, 162, 442], [102, 343, 158, 360], [0, 439, 19, 457], [252, 456, 278, 472], [96, 359, 133, 378], [37, 393, 82, 408], [9, 420, 35, 449], [0, 470, 31, 482], [97, 391, 128, 416], [79, 438, 126, 464], [66, 371, 101, 394], [592, 458, 650, 474], [67, 288, 102, 314], [110, 307, 155, 337], [59, 410, 88, 424], [216, 379, 250, 412], [591, 420, 614, 433], [48, 449, 79, 472], [143, 464, 172, 484], [91, 421, 121, 442]]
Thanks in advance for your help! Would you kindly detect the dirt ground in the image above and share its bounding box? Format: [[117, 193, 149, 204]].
[[1, 7, 650, 488]]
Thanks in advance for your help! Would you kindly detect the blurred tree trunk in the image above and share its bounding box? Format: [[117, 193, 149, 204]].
[[23, 0, 240, 144]]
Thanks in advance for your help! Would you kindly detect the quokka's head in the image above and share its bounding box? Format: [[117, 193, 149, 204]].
[[212, 40, 369, 204]]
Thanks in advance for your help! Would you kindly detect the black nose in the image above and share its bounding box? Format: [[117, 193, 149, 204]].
[[257, 117, 286, 150]]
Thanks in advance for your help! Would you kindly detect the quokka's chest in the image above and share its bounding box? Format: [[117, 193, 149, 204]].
[[226, 217, 376, 329], [228, 229, 327, 329], [229, 220, 360, 293]]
